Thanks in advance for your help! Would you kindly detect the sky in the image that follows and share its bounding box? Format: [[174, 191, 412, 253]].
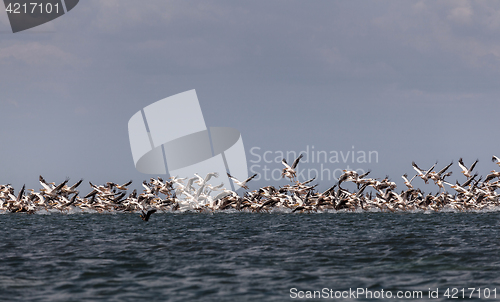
[[1, 0, 500, 194]]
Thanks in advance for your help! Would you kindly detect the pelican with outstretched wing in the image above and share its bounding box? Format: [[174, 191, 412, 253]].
[[227, 173, 257, 190], [458, 158, 478, 179], [412, 161, 437, 184], [281, 154, 304, 180], [140, 209, 157, 221]]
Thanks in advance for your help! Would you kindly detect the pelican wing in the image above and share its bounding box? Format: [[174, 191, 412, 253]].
[[401, 174, 409, 183], [214, 191, 232, 201], [186, 177, 197, 190], [70, 179, 83, 190], [412, 162, 424, 175], [17, 184, 25, 202], [281, 159, 291, 169], [121, 180, 133, 187], [53, 178, 69, 192], [291, 154, 304, 169], [460, 174, 477, 187], [437, 161, 453, 176], [226, 173, 239, 183], [469, 159, 479, 172], [39, 175, 55, 191], [359, 170, 371, 179], [193, 173, 204, 183], [84, 189, 98, 199], [484, 173, 498, 183], [203, 172, 219, 183], [423, 162, 437, 176], [301, 176, 316, 186], [142, 181, 152, 193], [458, 158, 467, 172], [242, 173, 258, 185]]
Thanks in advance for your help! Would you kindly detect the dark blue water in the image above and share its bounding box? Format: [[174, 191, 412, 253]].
[[0, 212, 499, 301]]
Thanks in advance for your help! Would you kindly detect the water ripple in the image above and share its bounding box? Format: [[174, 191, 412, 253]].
[[0, 213, 499, 301]]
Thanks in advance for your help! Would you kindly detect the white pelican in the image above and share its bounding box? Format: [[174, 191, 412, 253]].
[[214, 188, 237, 201], [281, 154, 303, 180], [428, 161, 453, 187], [194, 172, 219, 186], [484, 171, 500, 183], [412, 161, 437, 184], [402, 173, 417, 189], [227, 173, 258, 189], [39, 176, 69, 197], [458, 158, 478, 179], [492, 155, 500, 167], [113, 180, 133, 190]]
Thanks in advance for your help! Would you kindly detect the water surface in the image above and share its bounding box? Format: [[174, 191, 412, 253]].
[[0, 212, 499, 301]]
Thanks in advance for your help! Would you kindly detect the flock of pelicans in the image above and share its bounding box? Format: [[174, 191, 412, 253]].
[[2, 155, 500, 219]]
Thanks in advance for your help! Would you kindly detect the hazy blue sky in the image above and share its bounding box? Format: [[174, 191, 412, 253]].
[[1, 0, 499, 193]]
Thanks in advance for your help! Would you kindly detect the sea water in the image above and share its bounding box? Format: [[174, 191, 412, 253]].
[[0, 212, 498, 301]]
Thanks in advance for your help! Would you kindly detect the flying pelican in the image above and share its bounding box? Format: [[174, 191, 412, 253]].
[[402, 173, 417, 189], [113, 180, 133, 190], [338, 170, 359, 186], [61, 179, 83, 194], [140, 209, 157, 221], [40, 176, 69, 197], [193, 172, 219, 188], [227, 173, 258, 190], [484, 171, 500, 183], [458, 158, 478, 179], [214, 188, 237, 201], [412, 161, 437, 184], [429, 161, 453, 183], [492, 155, 500, 167], [281, 154, 304, 180]]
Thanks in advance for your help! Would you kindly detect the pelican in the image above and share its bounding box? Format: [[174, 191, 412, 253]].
[[484, 171, 500, 183], [214, 188, 237, 201], [428, 161, 453, 186], [142, 181, 153, 194], [492, 155, 500, 167], [39, 175, 66, 197], [140, 209, 157, 221], [3, 153, 500, 215], [193, 172, 219, 187], [227, 173, 258, 190], [458, 158, 478, 179], [338, 170, 359, 187], [113, 180, 133, 190], [281, 154, 303, 180], [412, 161, 437, 184], [61, 179, 83, 194], [402, 173, 417, 189]]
